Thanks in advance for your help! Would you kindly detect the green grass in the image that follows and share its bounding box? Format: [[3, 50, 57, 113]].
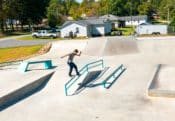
[[118, 26, 135, 36], [16, 35, 44, 40], [16, 35, 63, 41], [0, 45, 43, 63], [151, 19, 169, 25], [0, 31, 31, 38]]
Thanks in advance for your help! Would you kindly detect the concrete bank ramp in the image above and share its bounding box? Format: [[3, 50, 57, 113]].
[[83, 36, 138, 56], [0, 70, 54, 111]]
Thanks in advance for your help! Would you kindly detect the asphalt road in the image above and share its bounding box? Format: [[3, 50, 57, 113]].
[[0, 36, 52, 48]]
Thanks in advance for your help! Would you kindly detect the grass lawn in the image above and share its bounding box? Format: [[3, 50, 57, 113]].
[[0, 45, 43, 63], [111, 26, 135, 36], [0, 31, 31, 38], [119, 26, 135, 36], [16, 35, 63, 41]]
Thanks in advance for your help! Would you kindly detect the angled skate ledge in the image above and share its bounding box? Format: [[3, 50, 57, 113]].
[[0, 71, 55, 110], [148, 64, 175, 98]]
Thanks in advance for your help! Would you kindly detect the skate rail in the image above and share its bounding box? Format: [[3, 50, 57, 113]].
[[65, 60, 104, 96], [102, 64, 126, 89]]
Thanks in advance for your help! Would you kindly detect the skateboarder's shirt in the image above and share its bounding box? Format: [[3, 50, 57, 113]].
[[68, 53, 75, 63]]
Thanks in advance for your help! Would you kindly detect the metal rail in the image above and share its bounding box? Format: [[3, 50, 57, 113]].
[[65, 59, 104, 96]]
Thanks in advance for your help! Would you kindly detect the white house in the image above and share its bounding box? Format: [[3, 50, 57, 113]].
[[100, 14, 148, 27], [119, 15, 148, 26], [60, 18, 112, 38]]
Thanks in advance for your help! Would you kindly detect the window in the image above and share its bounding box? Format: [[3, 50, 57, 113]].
[[76, 27, 79, 33]]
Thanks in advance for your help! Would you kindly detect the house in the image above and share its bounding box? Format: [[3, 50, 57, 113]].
[[100, 14, 119, 28], [60, 18, 112, 38], [119, 15, 148, 26], [100, 14, 148, 27]]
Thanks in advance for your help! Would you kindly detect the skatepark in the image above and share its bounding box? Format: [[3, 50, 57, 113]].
[[1, 36, 175, 121]]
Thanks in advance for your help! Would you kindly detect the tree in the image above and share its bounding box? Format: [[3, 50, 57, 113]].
[[0, 0, 5, 33], [109, 0, 130, 16], [138, 1, 155, 17], [158, 0, 175, 21], [98, 0, 110, 15], [47, 0, 66, 26], [47, 0, 80, 26], [23, 0, 49, 28], [69, 2, 81, 20], [47, 14, 58, 27], [79, 0, 100, 17]]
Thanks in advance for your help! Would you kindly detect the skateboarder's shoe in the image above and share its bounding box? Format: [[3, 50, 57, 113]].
[[76, 72, 81, 76]]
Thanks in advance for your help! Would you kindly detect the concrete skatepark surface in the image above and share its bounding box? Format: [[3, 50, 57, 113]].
[[1, 36, 175, 121]]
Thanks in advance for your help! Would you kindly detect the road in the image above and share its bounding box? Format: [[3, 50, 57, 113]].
[[0, 35, 53, 48]]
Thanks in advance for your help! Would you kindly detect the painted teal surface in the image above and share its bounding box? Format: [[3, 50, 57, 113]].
[[65, 59, 104, 96], [18, 60, 52, 72], [103, 64, 126, 89]]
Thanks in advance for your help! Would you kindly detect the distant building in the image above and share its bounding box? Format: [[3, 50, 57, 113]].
[[100, 14, 119, 29], [151, 13, 158, 20], [119, 15, 148, 26], [60, 18, 112, 38], [100, 14, 148, 27]]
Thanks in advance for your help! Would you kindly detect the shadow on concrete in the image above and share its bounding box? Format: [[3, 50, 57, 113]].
[[72, 67, 109, 95], [86, 69, 125, 89], [0, 72, 54, 112]]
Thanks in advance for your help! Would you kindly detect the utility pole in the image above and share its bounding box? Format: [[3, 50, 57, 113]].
[[168, 7, 170, 24], [130, 0, 134, 29]]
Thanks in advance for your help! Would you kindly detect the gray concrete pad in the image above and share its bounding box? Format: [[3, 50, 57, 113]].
[[1, 37, 175, 121]]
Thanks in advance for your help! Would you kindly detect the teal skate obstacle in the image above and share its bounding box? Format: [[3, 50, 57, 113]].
[[18, 60, 53, 72], [64, 60, 126, 96]]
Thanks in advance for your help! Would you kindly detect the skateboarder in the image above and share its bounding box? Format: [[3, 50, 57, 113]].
[[61, 49, 81, 77]]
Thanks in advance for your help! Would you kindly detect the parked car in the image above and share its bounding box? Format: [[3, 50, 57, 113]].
[[111, 30, 123, 36], [32, 30, 58, 39]]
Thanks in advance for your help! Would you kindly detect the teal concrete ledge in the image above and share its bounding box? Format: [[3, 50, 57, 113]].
[[18, 60, 53, 72], [0, 71, 55, 111]]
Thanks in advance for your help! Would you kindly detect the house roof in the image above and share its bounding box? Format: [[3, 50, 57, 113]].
[[100, 14, 119, 21], [61, 18, 110, 29], [119, 15, 148, 21], [79, 18, 109, 25], [100, 14, 148, 21]]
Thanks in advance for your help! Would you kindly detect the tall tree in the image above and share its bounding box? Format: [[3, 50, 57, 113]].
[[79, 0, 100, 17], [0, 0, 5, 32], [159, 0, 175, 21], [97, 0, 110, 15], [109, 0, 130, 16], [69, 1, 81, 20], [47, 0, 67, 26], [47, 0, 79, 26], [138, 1, 155, 17]]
